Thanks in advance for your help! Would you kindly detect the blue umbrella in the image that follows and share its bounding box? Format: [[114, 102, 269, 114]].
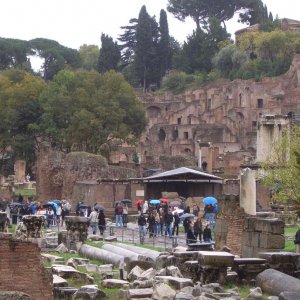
[[47, 201, 58, 209], [149, 199, 160, 205], [52, 200, 61, 204], [203, 196, 218, 205]]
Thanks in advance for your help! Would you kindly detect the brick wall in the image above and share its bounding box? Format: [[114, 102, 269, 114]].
[[215, 195, 246, 256], [0, 237, 53, 300]]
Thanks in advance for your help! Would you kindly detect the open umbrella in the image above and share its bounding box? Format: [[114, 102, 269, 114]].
[[95, 204, 105, 211], [180, 213, 195, 220], [170, 200, 181, 207], [10, 202, 23, 207], [202, 196, 217, 205], [52, 200, 61, 204], [78, 204, 88, 209], [172, 208, 184, 215], [149, 199, 160, 205], [160, 198, 170, 203], [121, 199, 132, 204], [47, 201, 58, 209], [134, 199, 143, 206]]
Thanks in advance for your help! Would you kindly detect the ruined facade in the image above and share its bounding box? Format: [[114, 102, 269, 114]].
[[35, 144, 143, 213], [114, 54, 300, 177], [0, 237, 53, 299]]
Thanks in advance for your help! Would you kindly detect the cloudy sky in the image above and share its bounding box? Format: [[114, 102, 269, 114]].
[[1, 0, 299, 49]]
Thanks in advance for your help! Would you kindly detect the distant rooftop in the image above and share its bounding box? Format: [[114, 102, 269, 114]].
[[141, 167, 223, 183]]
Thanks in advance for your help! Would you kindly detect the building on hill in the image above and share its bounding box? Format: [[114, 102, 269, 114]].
[[111, 54, 300, 181]]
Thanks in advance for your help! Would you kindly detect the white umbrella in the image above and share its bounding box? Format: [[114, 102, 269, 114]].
[[172, 208, 184, 215]]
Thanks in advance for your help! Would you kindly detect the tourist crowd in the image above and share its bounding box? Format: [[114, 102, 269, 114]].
[[7, 199, 71, 228], [111, 200, 217, 245]]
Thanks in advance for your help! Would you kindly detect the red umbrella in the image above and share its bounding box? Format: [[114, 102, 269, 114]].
[[160, 198, 170, 203], [134, 199, 143, 206]]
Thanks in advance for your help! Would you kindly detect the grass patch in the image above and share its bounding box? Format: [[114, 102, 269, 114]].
[[102, 288, 120, 300], [284, 226, 297, 252], [14, 188, 36, 196], [224, 284, 271, 299], [119, 240, 162, 252]]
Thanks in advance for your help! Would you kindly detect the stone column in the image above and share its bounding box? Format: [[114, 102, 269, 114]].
[[64, 216, 90, 250], [240, 168, 256, 215], [14, 160, 26, 183], [207, 147, 215, 173]]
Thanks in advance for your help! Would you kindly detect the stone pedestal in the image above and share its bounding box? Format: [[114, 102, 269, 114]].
[[65, 216, 89, 251]]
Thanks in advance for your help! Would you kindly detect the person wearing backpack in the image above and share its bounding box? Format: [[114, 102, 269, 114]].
[[115, 203, 123, 227]]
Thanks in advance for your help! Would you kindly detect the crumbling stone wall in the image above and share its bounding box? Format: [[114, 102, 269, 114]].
[[215, 195, 246, 257], [0, 237, 53, 300], [35, 145, 138, 211], [215, 195, 285, 258], [242, 217, 285, 257]]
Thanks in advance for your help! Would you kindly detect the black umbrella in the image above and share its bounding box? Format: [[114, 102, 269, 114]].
[[121, 199, 132, 204], [180, 213, 195, 220], [95, 204, 105, 211], [79, 204, 88, 209]]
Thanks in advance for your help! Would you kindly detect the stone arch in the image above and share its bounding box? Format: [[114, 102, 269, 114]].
[[147, 106, 161, 118], [184, 148, 192, 154], [158, 128, 166, 141], [236, 112, 245, 121], [227, 109, 236, 119], [119, 153, 128, 162]]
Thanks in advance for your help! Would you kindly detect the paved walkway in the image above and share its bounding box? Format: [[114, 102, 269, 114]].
[[90, 222, 189, 250]]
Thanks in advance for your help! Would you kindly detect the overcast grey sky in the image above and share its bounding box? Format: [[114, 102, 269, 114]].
[[1, 0, 299, 49]]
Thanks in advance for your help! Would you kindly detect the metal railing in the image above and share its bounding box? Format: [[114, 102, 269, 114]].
[[105, 224, 187, 250]]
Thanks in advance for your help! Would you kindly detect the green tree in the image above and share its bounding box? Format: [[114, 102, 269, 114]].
[[158, 9, 171, 83], [0, 69, 46, 174], [39, 69, 146, 157], [0, 38, 32, 71], [98, 34, 121, 73], [118, 18, 138, 67], [167, 0, 247, 29], [213, 44, 248, 77], [135, 5, 159, 90], [262, 125, 300, 204], [30, 38, 80, 80], [174, 18, 229, 74], [79, 44, 100, 71]]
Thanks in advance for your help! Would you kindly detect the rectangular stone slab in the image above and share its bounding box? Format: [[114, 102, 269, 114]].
[[127, 288, 153, 299], [234, 258, 267, 265], [198, 251, 235, 266]]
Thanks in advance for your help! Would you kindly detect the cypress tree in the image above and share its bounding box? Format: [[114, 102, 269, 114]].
[[158, 9, 170, 83], [135, 5, 154, 91], [98, 33, 121, 73]]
